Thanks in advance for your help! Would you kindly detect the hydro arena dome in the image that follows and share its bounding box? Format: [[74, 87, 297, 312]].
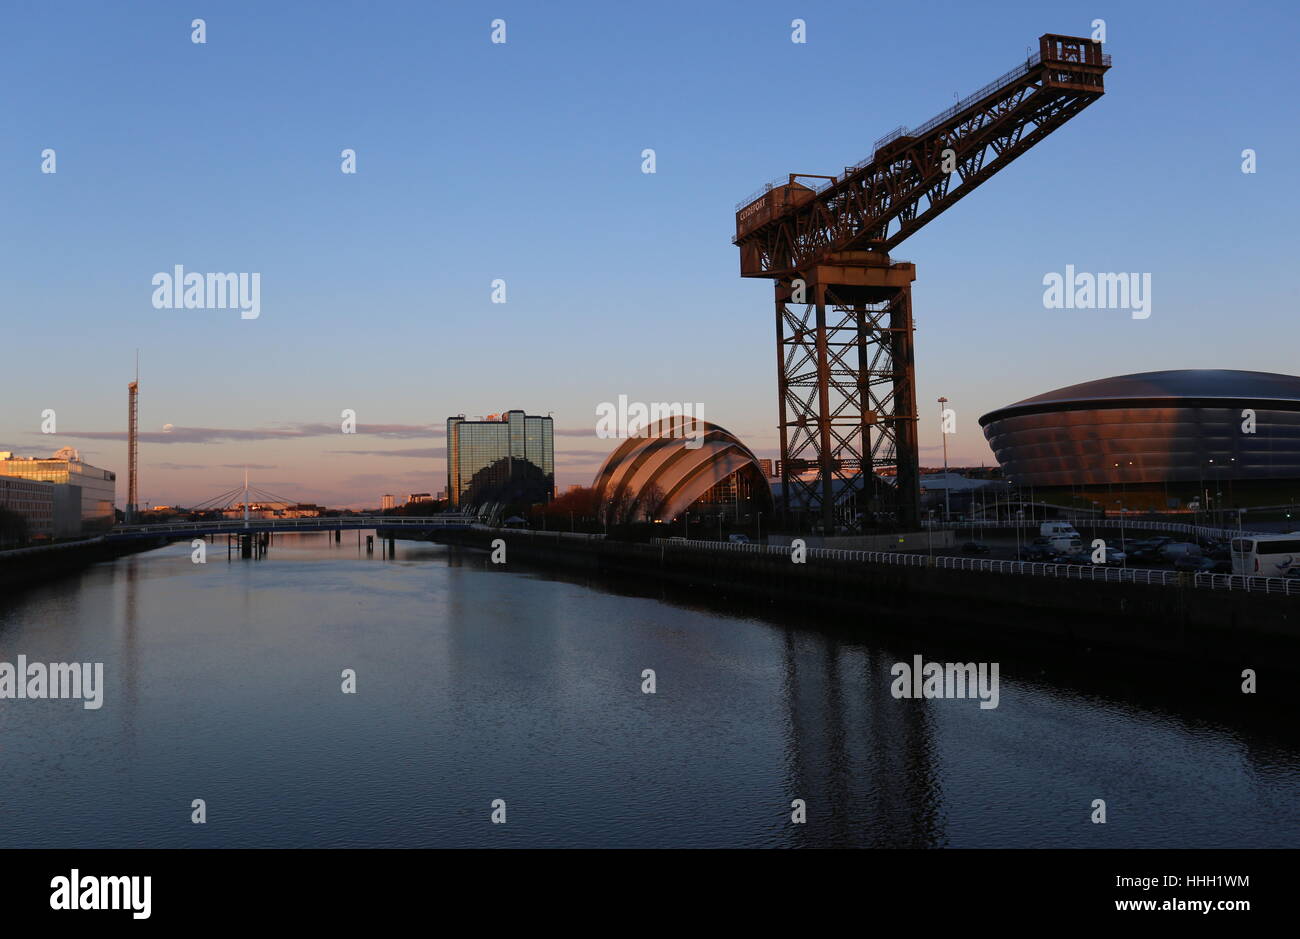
[[978, 369, 1300, 511]]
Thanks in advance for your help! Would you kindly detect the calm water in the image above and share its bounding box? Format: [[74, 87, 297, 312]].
[[0, 534, 1296, 848]]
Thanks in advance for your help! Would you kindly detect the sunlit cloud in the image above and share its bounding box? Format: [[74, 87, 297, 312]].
[[54, 424, 428, 444], [51, 421, 596, 446], [555, 449, 615, 465], [325, 448, 440, 459]]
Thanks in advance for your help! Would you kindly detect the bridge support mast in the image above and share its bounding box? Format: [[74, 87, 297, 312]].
[[775, 253, 920, 532]]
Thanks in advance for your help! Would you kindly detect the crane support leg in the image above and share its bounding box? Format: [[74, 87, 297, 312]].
[[774, 293, 793, 529], [888, 286, 921, 529], [814, 284, 836, 534], [774, 255, 920, 532]]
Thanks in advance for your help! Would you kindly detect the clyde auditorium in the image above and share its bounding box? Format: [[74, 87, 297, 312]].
[[592, 417, 773, 525], [979, 369, 1300, 511]]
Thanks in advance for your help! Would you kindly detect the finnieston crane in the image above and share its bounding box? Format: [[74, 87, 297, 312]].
[[735, 34, 1110, 532]]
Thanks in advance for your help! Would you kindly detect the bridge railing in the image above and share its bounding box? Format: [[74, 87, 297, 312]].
[[111, 516, 474, 536]]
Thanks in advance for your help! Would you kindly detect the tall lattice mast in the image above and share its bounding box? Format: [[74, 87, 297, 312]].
[[127, 354, 139, 523]]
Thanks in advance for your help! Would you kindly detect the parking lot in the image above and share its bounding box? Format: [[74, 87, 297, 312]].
[[897, 527, 1237, 574]]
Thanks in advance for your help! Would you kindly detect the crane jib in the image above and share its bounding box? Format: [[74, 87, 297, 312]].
[[734, 33, 1110, 275]]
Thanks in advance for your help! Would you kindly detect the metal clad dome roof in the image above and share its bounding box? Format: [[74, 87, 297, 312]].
[[977, 369, 1300, 490], [981, 369, 1300, 425]]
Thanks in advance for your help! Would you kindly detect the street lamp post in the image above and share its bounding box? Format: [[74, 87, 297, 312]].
[[938, 396, 950, 522], [1205, 459, 1231, 531], [1114, 501, 1126, 567]]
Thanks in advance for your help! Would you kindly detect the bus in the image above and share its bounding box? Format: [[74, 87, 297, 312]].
[[1230, 534, 1300, 577]]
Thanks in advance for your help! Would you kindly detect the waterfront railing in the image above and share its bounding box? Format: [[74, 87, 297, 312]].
[[923, 518, 1261, 542], [648, 537, 1300, 597]]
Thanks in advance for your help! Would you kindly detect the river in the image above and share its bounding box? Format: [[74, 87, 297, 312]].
[[0, 533, 1295, 848]]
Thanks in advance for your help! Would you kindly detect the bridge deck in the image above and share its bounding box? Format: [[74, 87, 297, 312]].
[[106, 516, 475, 541]]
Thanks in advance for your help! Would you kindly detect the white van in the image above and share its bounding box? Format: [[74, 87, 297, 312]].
[[1040, 521, 1080, 540], [1046, 534, 1085, 556], [1231, 535, 1300, 577]]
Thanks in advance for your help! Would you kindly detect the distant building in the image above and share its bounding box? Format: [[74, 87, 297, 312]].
[[446, 410, 554, 508], [219, 502, 321, 520], [51, 486, 82, 537], [406, 492, 432, 505], [758, 458, 774, 478], [381, 494, 396, 511], [919, 472, 996, 493], [775, 458, 849, 480], [0, 477, 54, 542], [0, 448, 115, 532]]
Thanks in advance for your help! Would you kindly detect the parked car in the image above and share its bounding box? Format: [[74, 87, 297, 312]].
[[1131, 537, 1172, 554], [1099, 547, 1127, 564], [961, 541, 990, 554], [727, 533, 750, 544], [1161, 542, 1202, 562], [1175, 554, 1227, 573]]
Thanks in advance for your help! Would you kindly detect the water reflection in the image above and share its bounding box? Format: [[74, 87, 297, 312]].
[[0, 534, 1294, 848]]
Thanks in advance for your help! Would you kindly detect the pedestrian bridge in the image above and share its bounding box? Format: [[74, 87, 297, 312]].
[[106, 516, 476, 541]]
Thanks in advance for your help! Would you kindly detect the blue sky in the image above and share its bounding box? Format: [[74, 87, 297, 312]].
[[3, 0, 1297, 507]]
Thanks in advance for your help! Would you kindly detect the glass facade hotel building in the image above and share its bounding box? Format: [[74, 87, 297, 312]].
[[446, 411, 554, 508]]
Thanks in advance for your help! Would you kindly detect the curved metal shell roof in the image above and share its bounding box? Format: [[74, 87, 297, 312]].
[[591, 417, 771, 524], [980, 369, 1300, 425]]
